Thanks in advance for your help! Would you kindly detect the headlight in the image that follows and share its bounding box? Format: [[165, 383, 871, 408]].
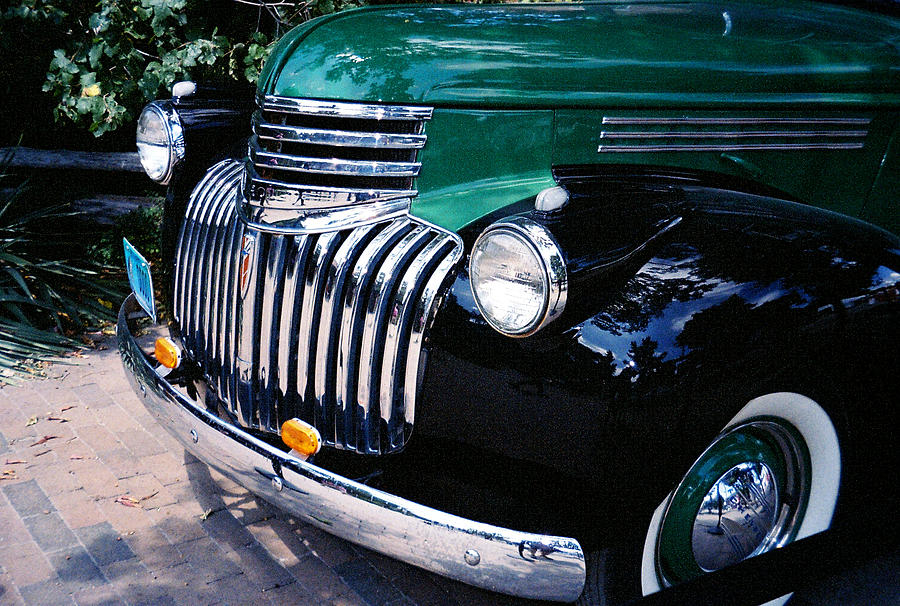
[[469, 216, 567, 337], [136, 101, 184, 184]]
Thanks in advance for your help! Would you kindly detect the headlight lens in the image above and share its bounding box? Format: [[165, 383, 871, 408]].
[[136, 102, 183, 184], [469, 217, 567, 337]]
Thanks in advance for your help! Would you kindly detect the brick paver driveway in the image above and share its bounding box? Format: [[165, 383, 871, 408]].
[[0, 340, 537, 606]]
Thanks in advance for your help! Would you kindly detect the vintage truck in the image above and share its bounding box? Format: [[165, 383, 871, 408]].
[[120, 1, 899, 603]]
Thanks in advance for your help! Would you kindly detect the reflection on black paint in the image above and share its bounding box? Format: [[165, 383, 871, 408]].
[[419, 187, 900, 495]]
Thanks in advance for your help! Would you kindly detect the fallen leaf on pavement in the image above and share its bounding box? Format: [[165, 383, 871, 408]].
[[47, 416, 69, 423], [34, 450, 51, 457], [69, 455, 84, 460], [115, 495, 142, 508], [5, 459, 26, 465], [1, 470, 17, 480], [31, 435, 58, 447], [26, 416, 38, 426], [60, 405, 77, 412], [113, 492, 158, 508]]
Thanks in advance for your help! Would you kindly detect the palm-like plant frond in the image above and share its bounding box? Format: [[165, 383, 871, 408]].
[[0, 156, 127, 384]]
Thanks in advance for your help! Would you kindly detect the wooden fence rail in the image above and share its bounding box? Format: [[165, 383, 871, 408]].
[[2, 146, 155, 223], [1, 146, 143, 173]]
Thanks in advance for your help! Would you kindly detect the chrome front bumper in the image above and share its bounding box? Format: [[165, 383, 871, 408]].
[[117, 295, 586, 602]]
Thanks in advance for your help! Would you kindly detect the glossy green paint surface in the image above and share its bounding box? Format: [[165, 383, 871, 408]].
[[265, 2, 900, 108], [260, 2, 900, 233], [258, 11, 358, 95], [555, 109, 897, 218], [412, 110, 555, 231]]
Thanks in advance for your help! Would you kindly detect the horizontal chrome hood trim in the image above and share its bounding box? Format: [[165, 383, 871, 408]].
[[601, 130, 869, 139], [600, 117, 872, 126], [250, 145, 422, 178], [118, 294, 586, 602], [599, 143, 866, 153], [597, 114, 870, 154], [245, 171, 415, 208], [253, 114, 427, 149], [240, 166, 414, 234], [261, 95, 434, 121]]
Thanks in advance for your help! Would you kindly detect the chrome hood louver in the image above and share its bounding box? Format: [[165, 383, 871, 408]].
[[241, 95, 433, 234]]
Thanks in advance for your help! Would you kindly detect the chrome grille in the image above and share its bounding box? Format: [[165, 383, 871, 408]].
[[175, 160, 462, 454], [242, 96, 433, 233]]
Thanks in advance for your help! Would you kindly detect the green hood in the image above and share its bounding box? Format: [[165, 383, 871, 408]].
[[263, 1, 900, 108]]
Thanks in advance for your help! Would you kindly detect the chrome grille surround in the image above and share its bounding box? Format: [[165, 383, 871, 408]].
[[242, 95, 433, 234], [175, 160, 463, 454]]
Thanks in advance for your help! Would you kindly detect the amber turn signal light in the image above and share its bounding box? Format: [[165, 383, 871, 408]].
[[282, 418, 321, 457], [154, 337, 181, 369]]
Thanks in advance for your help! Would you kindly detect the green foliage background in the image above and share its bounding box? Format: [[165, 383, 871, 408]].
[[0, 0, 365, 146], [0, 152, 129, 383], [1, 0, 559, 148]]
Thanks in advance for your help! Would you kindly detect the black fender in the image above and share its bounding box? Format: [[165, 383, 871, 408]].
[[416, 168, 900, 552]]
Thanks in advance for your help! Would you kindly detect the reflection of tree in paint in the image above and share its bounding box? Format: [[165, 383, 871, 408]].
[[590, 254, 721, 337], [621, 336, 676, 390], [577, 205, 900, 398]]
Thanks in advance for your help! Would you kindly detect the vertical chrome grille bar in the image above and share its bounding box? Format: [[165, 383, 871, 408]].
[[180, 164, 224, 350], [226, 219, 246, 413], [257, 235, 287, 433], [206, 210, 226, 378], [380, 234, 456, 450], [173, 166, 218, 329], [217, 212, 241, 405], [203, 183, 238, 377], [403, 243, 464, 432], [276, 234, 310, 429], [235, 227, 264, 426], [204, 166, 243, 369], [357, 226, 431, 452], [188, 172, 224, 356], [337, 220, 412, 453], [191, 163, 243, 362], [296, 232, 342, 424], [314, 224, 380, 447]]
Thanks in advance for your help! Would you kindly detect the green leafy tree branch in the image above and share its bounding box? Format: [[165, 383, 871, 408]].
[[3, 0, 364, 138]]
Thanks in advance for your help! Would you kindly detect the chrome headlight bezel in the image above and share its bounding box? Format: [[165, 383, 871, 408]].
[[469, 216, 567, 337], [136, 101, 185, 185]]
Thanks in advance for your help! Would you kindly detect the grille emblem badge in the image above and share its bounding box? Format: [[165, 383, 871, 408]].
[[239, 233, 256, 296]]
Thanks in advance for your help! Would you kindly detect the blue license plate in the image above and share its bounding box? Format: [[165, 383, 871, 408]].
[[123, 238, 156, 323]]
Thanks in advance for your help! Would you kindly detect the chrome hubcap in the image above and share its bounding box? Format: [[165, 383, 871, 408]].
[[656, 420, 811, 585], [691, 461, 778, 571]]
